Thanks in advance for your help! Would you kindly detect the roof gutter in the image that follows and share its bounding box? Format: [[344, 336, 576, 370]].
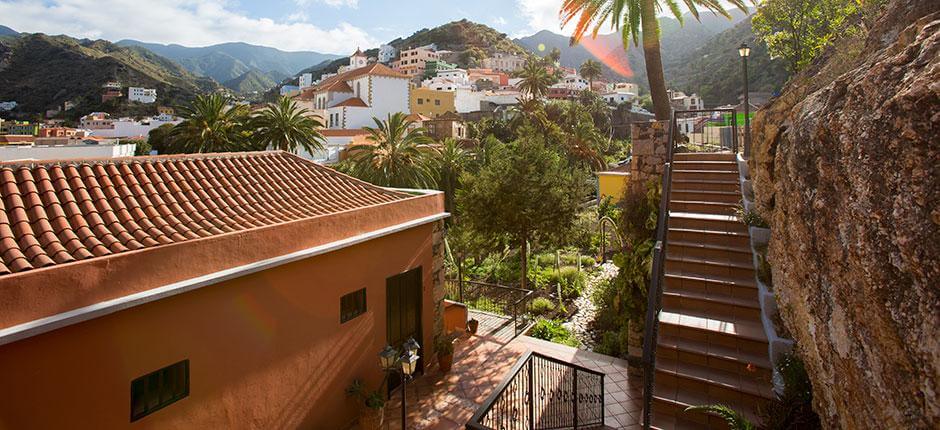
[[0, 212, 449, 347]]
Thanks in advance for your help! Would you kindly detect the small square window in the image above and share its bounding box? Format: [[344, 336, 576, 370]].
[[131, 360, 189, 422], [341, 288, 366, 323], [434, 100, 441, 106], [417, 99, 423, 105]]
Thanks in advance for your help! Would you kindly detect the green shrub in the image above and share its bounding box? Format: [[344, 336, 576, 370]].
[[545, 266, 586, 300], [528, 318, 579, 347], [535, 253, 557, 267], [759, 352, 821, 429], [580, 256, 597, 267], [735, 205, 770, 228], [529, 297, 556, 316]]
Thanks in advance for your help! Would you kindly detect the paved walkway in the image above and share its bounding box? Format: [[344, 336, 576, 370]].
[[377, 332, 643, 429]]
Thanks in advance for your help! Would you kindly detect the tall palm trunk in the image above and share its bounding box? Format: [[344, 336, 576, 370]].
[[640, 0, 671, 120]]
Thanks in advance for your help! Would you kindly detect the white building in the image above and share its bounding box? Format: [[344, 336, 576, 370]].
[[0, 101, 17, 111], [298, 73, 313, 89], [482, 53, 527, 73], [0, 141, 136, 162], [128, 87, 157, 104], [612, 82, 640, 94], [602, 84, 638, 105], [378, 44, 397, 64], [668, 90, 704, 111], [437, 68, 470, 86], [552, 73, 590, 91], [297, 52, 410, 131], [84, 116, 182, 139]]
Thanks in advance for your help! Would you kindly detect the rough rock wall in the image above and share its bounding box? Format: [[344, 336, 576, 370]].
[[749, 1, 939, 428]]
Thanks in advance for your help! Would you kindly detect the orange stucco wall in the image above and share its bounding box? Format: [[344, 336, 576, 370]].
[[0, 223, 438, 430], [443, 300, 468, 335]]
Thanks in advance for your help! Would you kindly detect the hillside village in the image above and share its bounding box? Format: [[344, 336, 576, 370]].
[[0, 1, 935, 430]]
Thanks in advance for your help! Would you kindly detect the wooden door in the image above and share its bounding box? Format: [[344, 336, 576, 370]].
[[386, 267, 423, 392]]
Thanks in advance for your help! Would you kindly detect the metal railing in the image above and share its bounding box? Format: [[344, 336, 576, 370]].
[[640, 109, 737, 429], [672, 109, 739, 154], [445, 279, 535, 336], [467, 351, 605, 430]]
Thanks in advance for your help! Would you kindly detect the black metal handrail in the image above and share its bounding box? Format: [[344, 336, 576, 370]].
[[640, 109, 738, 429], [445, 279, 535, 336], [467, 351, 605, 430]]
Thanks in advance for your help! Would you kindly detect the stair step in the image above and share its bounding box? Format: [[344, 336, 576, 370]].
[[666, 255, 755, 281], [657, 334, 772, 379], [671, 189, 742, 204], [664, 272, 758, 301], [668, 228, 751, 248], [658, 312, 767, 356], [656, 356, 773, 401], [662, 287, 761, 321], [669, 200, 739, 216], [668, 212, 748, 234], [668, 240, 752, 262], [673, 161, 739, 172], [673, 152, 736, 162], [652, 377, 765, 429], [672, 170, 740, 182], [671, 179, 740, 192]]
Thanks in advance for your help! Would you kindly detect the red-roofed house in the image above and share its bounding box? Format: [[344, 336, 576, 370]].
[[0, 151, 448, 429], [295, 51, 410, 132]]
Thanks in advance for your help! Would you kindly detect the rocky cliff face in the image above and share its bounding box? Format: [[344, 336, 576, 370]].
[[749, 1, 939, 428]]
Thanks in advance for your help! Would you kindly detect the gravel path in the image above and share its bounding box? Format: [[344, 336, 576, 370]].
[[564, 262, 619, 350]]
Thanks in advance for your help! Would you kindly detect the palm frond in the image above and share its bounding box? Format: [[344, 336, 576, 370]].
[[685, 404, 758, 430]]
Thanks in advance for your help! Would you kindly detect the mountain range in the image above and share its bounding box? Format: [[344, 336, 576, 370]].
[[115, 40, 339, 93], [0, 15, 787, 116], [0, 33, 217, 118], [513, 9, 786, 105]]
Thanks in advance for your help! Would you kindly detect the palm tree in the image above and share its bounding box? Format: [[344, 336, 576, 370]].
[[685, 405, 757, 430], [252, 96, 326, 155], [517, 59, 555, 102], [428, 138, 473, 215], [547, 47, 562, 65], [169, 93, 251, 153], [579, 59, 603, 91], [347, 112, 433, 188], [561, 0, 747, 120]]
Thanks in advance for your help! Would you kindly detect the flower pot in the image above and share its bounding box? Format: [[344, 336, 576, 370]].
[[359, 405, 384, 430], [467, 319, 479, 335], [749, 226, 771, 247], [438, 352, 454, 373]]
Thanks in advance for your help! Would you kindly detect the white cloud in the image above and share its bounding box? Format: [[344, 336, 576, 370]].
[[493, 16, 507, 26], [516, 0, 568, 35], [295, 0, 359, 8], [0, 0, 377, 53]]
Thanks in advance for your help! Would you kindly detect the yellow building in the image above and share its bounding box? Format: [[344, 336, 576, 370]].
[[597, 170, 630, 202], [410, 87, 456, 118]]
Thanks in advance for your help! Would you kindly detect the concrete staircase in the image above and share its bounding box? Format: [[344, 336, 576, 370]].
[[651, 152, 773, 429]]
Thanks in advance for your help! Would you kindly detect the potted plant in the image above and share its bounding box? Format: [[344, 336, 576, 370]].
[[346, 379, 384, 430], [467, 318, 479, 335], [435, 335, 456, 373], [735, 204, 770, 247]]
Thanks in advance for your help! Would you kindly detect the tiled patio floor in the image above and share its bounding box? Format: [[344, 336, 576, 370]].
[[377, 326, 644, 429]]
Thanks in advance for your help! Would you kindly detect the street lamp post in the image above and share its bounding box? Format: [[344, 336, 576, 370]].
[[380, 338, 421, 430], [738, 42, 751, 158]]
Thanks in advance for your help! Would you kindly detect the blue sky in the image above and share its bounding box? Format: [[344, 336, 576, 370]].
[[0, 0, 571, 53]]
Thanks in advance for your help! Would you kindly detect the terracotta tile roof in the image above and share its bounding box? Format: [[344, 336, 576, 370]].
[[313, 63, 408, 93], [333, 97, 369, 108], [323, 80, 354, 93], [0, 151, 410, 276], [406, 113, 431, 123]]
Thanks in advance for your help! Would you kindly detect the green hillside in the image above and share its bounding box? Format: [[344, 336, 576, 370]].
[[667, 17, 788, 106], [0, 34, 217, 118], [223, 69, 277, 94]]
